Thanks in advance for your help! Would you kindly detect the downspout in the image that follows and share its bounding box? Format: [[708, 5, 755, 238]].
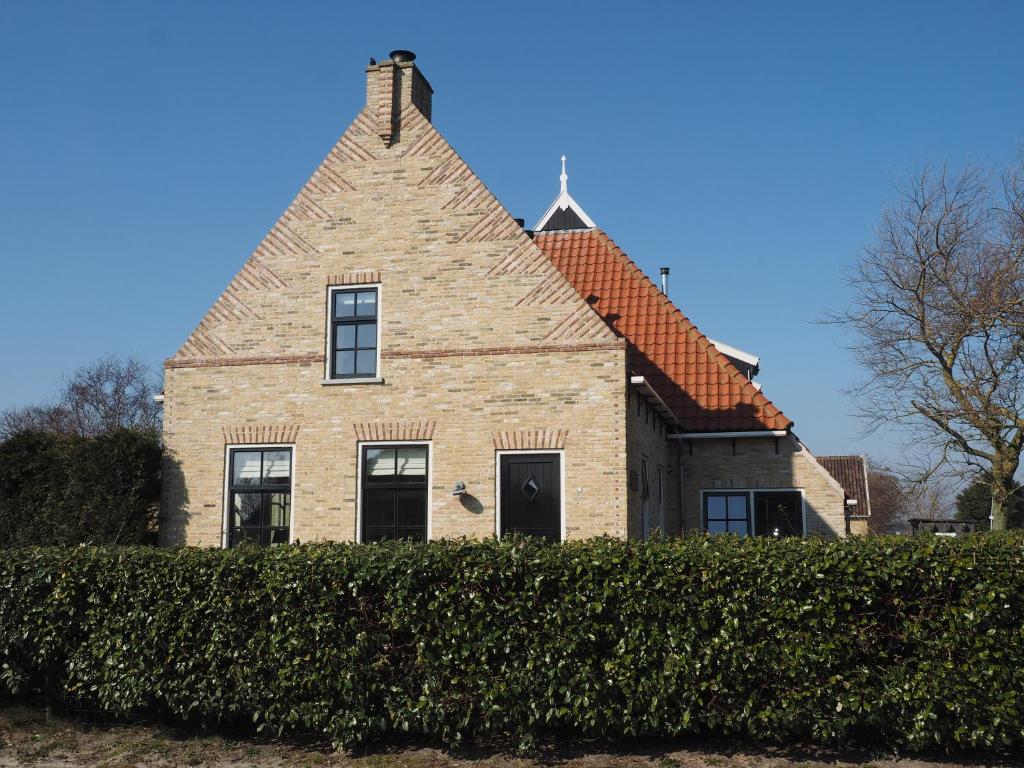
[[677, 438, 686, 534]]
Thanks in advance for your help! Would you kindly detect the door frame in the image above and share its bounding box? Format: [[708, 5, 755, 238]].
[[495, 449, 566, 542], [355, 440, 433, 542]]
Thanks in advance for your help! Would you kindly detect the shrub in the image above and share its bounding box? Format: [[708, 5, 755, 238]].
[[0, 429, 161, 546], [1, 535, 1022, 751]]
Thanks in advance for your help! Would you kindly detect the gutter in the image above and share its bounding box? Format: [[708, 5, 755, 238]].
[[667, 430, 788, 440]]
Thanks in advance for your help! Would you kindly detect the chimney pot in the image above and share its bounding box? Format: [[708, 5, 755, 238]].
[[389, 49, 416, 63], [660, 267, 670, 296]]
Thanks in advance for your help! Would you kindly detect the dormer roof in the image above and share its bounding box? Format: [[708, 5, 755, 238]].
[[533, 156, 596, 232]]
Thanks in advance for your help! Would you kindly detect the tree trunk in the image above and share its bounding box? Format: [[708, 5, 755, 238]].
[[990, 475, 1014, 531]]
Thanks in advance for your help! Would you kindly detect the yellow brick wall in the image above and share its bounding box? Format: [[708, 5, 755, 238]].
[[625, 390, 681, 538], [679, 434, 847, 536], [160, 61, 629, 546]]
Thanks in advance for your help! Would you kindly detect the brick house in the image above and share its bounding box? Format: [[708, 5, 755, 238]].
[[159, 51, 848, 547]]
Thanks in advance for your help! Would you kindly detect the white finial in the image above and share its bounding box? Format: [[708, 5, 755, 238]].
[[559, 155, 568, 194]]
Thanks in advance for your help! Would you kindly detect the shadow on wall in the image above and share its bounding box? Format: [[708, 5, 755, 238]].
[[158, 449, 190, 547], [458, 493, 484, 516]]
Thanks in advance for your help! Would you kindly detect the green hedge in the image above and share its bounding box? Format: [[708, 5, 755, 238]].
[[1, 535, 1022, 751], [0, 429, 161, 547]]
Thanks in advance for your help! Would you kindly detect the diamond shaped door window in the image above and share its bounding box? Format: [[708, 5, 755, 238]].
[[521, 476, 541, 501]]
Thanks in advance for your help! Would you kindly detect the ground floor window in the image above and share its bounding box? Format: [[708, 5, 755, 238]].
[[703, 490, 804, 537], [227, 447, 292, 547], [703, 492, 750, 535], [361, 444, 429, 542]]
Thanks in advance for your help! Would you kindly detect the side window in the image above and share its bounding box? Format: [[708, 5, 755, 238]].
[[328, 287, 379, 379], [227, 447, 292, 547], [703, 492, 750, 536]]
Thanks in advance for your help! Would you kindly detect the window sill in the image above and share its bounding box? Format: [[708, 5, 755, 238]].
[[321, 377, 385, 386]]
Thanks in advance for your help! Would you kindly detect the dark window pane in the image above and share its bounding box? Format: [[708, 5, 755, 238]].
[[355, 349, 376, 376], [230, 526, 263, 547], [232, 493, 262, 526], [730, 519, 749, 537], [707, 519, 727, 534], [396, 489, 427, 526], [269, 528, 290, 545], [396, 527, 426, 542], [727, 495, 748, 520], [356, 322, 377, 348], [363, 488, 394, 527], [365, 526, 395, 542], [334, 350, 354, 377], [706, 495, 726, 519], [356, 291, 377, 316], [334, 291, 356, 318], [336, 324, 356, 349], [232, 451, 262, 486]]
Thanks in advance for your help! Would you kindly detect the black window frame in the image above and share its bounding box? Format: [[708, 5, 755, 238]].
[[328, 286, 379, 380], [360, 444, 429, 542], [226, 447, 293, 548], [702, 491, 751, 536]]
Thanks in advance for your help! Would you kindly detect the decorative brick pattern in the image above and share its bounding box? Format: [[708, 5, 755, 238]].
[[492, 429, 569, 450], [325, 271, 382, 286], [543, 306, 619, 342], [222, 425, 301, 445], [486, 241, 550, 277], [160, 56, 627, 547], [353, 420, 436, 442], [380, 340, 622, 360], [165, 353, 324, 370]]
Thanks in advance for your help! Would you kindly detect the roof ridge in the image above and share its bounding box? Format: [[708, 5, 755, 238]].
[[588, 229, 789, 426]]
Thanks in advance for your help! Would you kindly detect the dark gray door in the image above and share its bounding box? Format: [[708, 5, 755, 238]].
[[500, 453, 561, 541]]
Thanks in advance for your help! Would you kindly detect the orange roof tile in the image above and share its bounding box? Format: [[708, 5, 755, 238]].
[[533, 229, 793, 432]]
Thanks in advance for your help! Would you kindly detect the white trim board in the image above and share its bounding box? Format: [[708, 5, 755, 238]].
[[222, 442, 298, 549], [494, 449, 566, 543], [355, 440, 433, 543]]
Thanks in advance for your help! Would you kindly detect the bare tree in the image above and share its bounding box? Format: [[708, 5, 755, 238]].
[[0, 355, 161, 441], [60, 355, 161, 437], [832, 155, 1024, 529]]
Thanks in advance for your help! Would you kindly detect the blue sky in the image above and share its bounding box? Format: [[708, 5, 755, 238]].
[[1, 1, 1022, 463]]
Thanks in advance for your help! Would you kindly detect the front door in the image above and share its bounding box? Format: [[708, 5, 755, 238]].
[[499, 453, 561, 541]]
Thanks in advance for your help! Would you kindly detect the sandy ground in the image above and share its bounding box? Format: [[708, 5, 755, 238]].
[[0, 705, 1019, 768]]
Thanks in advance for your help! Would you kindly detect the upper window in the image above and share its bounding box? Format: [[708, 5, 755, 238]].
[[361, 445, 428, 542], [329, 287, 379, 379], [227, 447, 292, 547], [703, 492, 749, 536]]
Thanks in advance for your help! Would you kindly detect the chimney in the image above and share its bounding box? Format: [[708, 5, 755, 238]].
[[660, 267, 670, 296], [366, 49, 433, 147]]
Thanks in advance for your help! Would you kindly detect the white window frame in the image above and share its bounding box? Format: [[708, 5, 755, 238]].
[[494, 449, 566, 542], [324, 283, 383, 385], [355, 440, 433, 543], [222, 442, 298, 549], [699, 488, 807, 537]]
